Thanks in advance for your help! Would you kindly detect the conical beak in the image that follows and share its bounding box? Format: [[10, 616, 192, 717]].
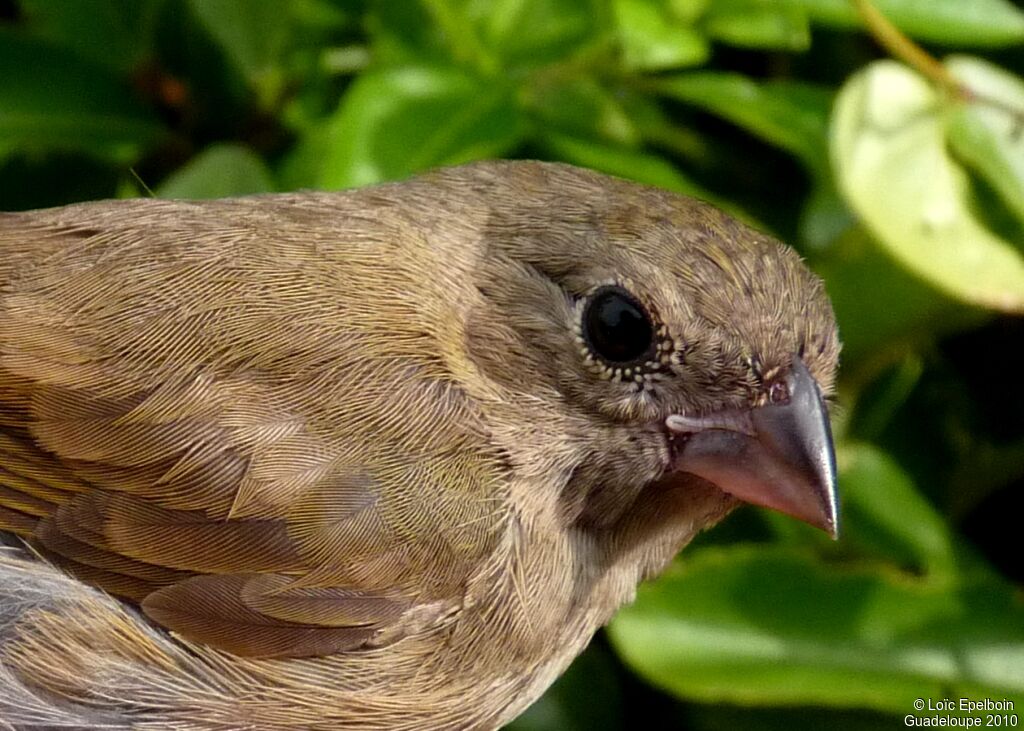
[[666, 357, 839, 537]]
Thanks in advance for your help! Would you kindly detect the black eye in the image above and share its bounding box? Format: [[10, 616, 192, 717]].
[[582, 285, 656, 365]]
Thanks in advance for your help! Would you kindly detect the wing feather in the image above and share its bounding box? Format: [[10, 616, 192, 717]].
[[143, 574, 386, 658], [0, 198, 505, 658]]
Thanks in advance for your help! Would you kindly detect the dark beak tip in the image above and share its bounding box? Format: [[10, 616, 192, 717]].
[[818, 508, 840, 540]]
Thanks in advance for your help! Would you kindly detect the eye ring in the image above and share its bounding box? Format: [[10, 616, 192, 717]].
[[580, 285, 658, 367]]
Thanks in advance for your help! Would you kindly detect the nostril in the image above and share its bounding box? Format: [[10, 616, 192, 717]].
[[768, 380, 790, 405]]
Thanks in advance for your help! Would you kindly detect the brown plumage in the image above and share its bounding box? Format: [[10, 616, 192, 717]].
[[0, 160, 840, 729]]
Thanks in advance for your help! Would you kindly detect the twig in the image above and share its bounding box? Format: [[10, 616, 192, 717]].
[[852, 0, 1024, 126]]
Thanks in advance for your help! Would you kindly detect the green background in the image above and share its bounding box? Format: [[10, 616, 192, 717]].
[[1, 1, 1022, 728]]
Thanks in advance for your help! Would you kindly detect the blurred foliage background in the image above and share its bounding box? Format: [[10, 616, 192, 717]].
[[2, 0, 1023, 728]]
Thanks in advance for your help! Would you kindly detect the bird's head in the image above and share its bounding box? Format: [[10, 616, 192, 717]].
[[451, 161, 839, 542]]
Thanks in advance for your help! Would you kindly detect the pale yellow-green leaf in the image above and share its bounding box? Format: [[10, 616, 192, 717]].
[[831, 60, 1024, 313], [946, 56, 1024, 225]]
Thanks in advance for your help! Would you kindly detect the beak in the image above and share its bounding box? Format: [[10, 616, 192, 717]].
[[666, 357, 839, 537]]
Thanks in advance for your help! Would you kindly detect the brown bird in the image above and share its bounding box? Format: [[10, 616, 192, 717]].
[[0, 160, 839, 730]]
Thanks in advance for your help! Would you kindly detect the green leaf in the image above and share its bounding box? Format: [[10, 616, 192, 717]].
[[668, 0, 710, 25], [653, 73, 831, 173], [539, 132, 726, 209], [188, 0, 290, 91], [312, 66, 524, 189], [945, 57, 1024, 226], [613, 0, 708, 71], [420, 0, 500, 75], [831, 60, 1024, 313], [157, 144, 275, 199], [17, 0, 162, 73], [525, 76, 640, 147], [800, 180, 853, 250], [471, 0, 609, 68], [652, 73, 845, 247], [0, 30, 163, 162], [609, 545, 1024, 712], [780, 0, 1024, 47], [702, 4, 810, 51], [372, 0, 606, 72], [846, 354, 926, 442], [837, 443, 957, 579], [365, 1, 455, 66], [813, 229, 983, 364]]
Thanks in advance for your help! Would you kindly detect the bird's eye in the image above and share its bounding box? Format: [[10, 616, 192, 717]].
[[582, 285, 656, 365]]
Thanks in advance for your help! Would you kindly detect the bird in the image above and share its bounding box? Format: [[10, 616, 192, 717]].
[[0, 159, 839, 730]]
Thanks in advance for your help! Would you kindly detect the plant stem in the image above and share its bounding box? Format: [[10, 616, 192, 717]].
[[852, 0, 1024, 126], [851, 0, 963, 98]]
